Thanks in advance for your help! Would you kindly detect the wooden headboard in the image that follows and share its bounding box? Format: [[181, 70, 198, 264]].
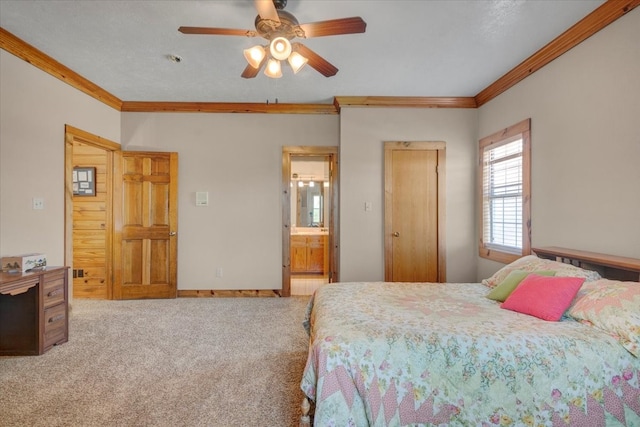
[[532, 247, 640, 282]]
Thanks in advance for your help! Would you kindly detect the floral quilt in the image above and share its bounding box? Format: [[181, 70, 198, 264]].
[[300, 282, 640, 426]]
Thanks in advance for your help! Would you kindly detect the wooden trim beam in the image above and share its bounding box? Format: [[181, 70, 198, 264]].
[[334, 96, 477, 110], [3, 1, 637, 112], [0, 27, 123, 111], [64, 125, 121, 151], [121, 101, 338, 114], [475, 0, 640, 107]]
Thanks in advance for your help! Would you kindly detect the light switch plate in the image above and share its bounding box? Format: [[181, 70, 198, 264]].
[[195, 191, 209, 207]]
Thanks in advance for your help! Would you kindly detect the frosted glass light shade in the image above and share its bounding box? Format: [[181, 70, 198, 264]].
[[243, 45, 266, 68], [269, 37, 292, 61], [264, 59, 283, 78], [288, 52, 308, 74]]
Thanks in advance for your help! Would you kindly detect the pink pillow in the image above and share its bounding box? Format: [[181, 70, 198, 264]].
[[501, 274, 585, 321]]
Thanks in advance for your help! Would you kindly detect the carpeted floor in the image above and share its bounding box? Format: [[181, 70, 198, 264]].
[[0, 296, 311, 426]]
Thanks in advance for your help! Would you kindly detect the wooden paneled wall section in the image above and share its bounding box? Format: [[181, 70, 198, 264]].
[[72, 142, 109, 298], [0, 0, 637, 113]]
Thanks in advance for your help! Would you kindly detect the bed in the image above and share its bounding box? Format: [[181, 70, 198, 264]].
[[299, 247, 640, 426]]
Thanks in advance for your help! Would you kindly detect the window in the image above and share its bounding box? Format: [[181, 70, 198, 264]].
[[479, 119, 531, 263], [312, 194, 322, 225]]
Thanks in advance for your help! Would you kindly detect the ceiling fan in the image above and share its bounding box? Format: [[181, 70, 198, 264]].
[[178, 0, 366, 79]]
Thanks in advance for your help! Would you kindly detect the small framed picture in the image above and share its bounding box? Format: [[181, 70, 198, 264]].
[[73, 167, 96, 196]]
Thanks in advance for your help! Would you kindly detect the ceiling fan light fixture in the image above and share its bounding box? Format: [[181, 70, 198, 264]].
[[264, 58, 283, 78], [243, 45, 266, 69], [288, 51, 308, 74], [269, 36, 292, 61]]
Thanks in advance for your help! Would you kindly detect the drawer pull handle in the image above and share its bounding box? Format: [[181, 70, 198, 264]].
[[47, 289, 63, 297], [48, 314, 65, 323]]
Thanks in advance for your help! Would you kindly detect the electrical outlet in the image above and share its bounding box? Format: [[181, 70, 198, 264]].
[[215, 267, 223, 278], [32, 197, 44, 210]]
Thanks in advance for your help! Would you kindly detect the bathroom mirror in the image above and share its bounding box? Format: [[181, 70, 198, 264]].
[[295, 181, 324, 227]]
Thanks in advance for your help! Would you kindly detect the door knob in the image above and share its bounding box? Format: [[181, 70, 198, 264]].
[[169, 231, 177, 236], [393, 232, 400, 237]]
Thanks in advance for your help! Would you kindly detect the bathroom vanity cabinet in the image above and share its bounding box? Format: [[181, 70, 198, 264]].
[[291, 234, 327, 274]]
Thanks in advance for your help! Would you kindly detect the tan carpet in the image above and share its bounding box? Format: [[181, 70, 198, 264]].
[[0, 297, 310, 426]]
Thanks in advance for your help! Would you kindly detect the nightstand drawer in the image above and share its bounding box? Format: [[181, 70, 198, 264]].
[[44, 303, 67, 349], [42, 271, 66, 308]]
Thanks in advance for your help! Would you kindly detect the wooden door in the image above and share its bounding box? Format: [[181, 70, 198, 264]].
[[384, 142, 446, 282], [113, 152, 178, 299]]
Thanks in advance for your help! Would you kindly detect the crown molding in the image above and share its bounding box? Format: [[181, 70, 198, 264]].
[[120, 101, 337, 114], [0, 27, 123, 111], [333, 96, 477, 110], [475, 0, 640, 107], [2, 0, 637, 113]]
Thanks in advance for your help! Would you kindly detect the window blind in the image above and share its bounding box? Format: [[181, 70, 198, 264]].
[[482, 138, 523, 254]]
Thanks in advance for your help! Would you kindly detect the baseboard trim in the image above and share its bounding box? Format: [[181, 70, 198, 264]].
[[178, 289, 282, 298]]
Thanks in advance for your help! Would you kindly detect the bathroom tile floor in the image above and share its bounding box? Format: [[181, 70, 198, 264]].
[[291, 274, 329, 296]]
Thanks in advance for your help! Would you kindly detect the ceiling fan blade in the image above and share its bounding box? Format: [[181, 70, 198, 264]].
[[241, 56, 267, 79], [298, 17, 366, 38], [255, 0, 280, 23], [293, 43, 338, 77], [179, 26, 256, 37]]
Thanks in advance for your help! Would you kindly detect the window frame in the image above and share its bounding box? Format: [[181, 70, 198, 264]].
[[478, 118, 531, 264]]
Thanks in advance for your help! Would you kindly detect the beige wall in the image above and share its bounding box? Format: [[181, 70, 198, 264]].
[[339, 107, 478, 283], [0, 50, 121, 266], [121, 113, 339, 290], [477, 8, 640, 280], [2, 7, 638, 289]]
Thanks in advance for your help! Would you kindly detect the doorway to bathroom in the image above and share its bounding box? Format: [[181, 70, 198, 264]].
[[282, 147, 339, 297]]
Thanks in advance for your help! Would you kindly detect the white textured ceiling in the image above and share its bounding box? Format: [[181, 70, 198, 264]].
[[0, 0, 605, 104]]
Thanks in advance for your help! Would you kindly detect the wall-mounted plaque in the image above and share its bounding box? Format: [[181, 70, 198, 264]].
[[73, 167, 96, 196]]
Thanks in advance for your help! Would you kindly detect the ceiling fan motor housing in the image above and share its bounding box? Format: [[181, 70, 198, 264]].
[[255, 9, 302, 40]]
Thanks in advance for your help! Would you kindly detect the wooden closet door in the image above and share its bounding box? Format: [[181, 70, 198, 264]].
[[384, 142, 446, 282], [113, 152, 178, 299]]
